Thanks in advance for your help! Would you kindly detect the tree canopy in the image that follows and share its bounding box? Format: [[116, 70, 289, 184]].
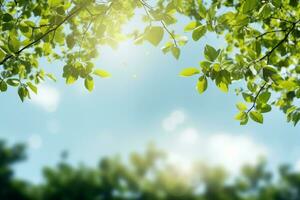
[[2, 139, 300, 200], [1, 0, 300, 125]]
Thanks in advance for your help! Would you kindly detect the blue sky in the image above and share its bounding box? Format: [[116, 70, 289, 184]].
[[1, 13, 300, 183]]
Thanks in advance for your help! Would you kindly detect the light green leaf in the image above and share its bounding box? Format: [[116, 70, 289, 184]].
[[171, 46, 180, 59], [236, 102, 247, 111], [8, 36, 20, 53], [235, 111, 246, 120], [46, 73, 57, 82], [217, 82, 228, 93], [179, 68, 200, 77], [257, 3, 272, 19], [243, 0, 258, 13], [66, 76, 77, 85], [249, 111, 263, 124], [93, 69, 111, 78], [66, 35, 75, 49], [49, 0, 61, 7], [192, 25, 207, 41], [197, 75, 207, 94], [26, 82, 37, 94], [278, 80, 298, 91], [0, 48, 6, 61], [235, 111, 248, 125], [85, 76, 94, 92], [184, 21, 197, 32], [145, 26, 164, 46]]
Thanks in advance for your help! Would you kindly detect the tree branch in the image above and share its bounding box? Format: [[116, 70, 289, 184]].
[[246, 82, 268, 114], [256, 20, 299, 63], [255, 29, 287, 39], [0, 5, 84, 66], [247, 19, 300, 69]]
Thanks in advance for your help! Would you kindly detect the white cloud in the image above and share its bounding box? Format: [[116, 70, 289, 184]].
[[178, 128, 200, 145], [164, 128, 268, 174], [30, 85, 60, 112], [162, 110, 186, 132], [206, 133, 268, 172], [27, 134, 43, 150]]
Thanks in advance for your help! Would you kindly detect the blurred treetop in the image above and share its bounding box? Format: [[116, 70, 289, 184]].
[[2, 139, 300, 200], [1, 0, 300, 125]]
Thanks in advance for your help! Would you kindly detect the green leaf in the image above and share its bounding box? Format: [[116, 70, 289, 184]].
[[145, 26, 164, 46], [2, 13, 13, 22], [257, 3, 272, 19], [197, 75, 207, 94], [243, 0, 258, 13], [66, 35, 75, 49], [258, 91, 271, 103], [179, 68, 200, 77], [272, 0, 281, 7], [204, 45, 219, 62], [235, 111, 248, 125], [2, 22, 14, 31], [0, 80, 7, 92], [242, 92, 254, 103], [235, 112, 245, 120], [93, 69, 111, 78], [199, 61, 211, 73], [236, 102, 247, 111], [46, 73, 57, 82], [184, 21, 197, 32], [296, 89, 300, 98], [247, 82, 257, 92], [192, 25, 207, 41], [18, 86, 28, 102], [171, 46, 180, 59], [263, 66, 279, 82], [198, 2, 207, 18], [249, 111, 263, 124], [49, 0, 61, 7], [0, 48, 6, 61], [217, 82, 228, 93], [240, 114, 249, 125], [6, 79, 19, 86], [26, 82, 37, 94], [84, 76, 94, 92], [8, 36, 20, 53], [256, 103, 272, 113], [278, 80, 298, 91], [66, 76, 77, 85]]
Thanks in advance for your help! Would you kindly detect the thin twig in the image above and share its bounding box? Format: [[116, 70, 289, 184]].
[[255, 29, 287, 39], [246, 82, 268, 114]]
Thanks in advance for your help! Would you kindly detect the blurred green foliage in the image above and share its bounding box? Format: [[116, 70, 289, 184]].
[[1, 139, 300, 200]]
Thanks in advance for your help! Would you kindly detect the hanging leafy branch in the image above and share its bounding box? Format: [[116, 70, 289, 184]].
[[179, 0, 300, 126], [1, 0, 300, 126]]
